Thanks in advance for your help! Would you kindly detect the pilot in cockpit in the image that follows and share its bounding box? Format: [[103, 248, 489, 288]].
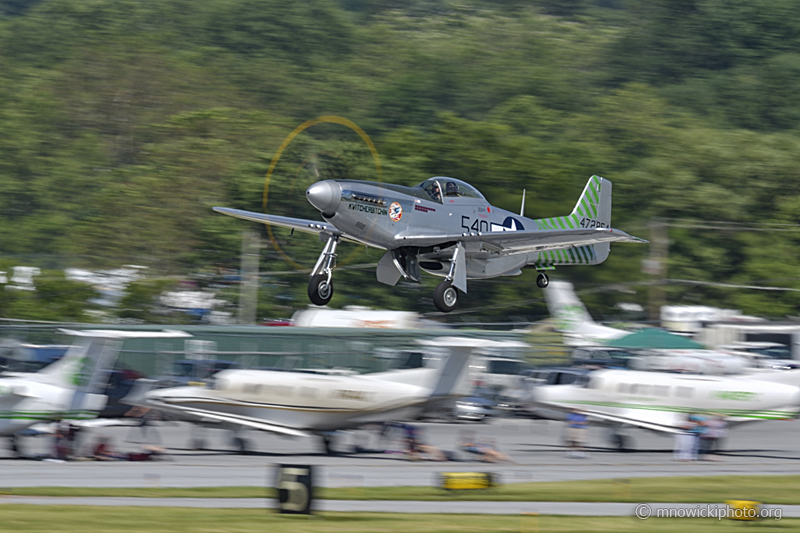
[[445, 181, 461, 197], [430, 183, 441, 201]]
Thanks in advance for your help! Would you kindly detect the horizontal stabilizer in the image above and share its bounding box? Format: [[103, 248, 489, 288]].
[[396, 227, 647, 251]]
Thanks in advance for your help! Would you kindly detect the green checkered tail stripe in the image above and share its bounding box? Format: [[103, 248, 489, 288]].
[[533, 175, 610, 267]]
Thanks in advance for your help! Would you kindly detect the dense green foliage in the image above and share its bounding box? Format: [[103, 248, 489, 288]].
[[1, 0, 799, 323]]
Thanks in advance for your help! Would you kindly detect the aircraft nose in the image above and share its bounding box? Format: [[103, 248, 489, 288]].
[[306, 180, 341, 216]]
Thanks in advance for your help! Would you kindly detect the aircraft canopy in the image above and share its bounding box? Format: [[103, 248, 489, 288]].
[[415, 178, 485, 203]]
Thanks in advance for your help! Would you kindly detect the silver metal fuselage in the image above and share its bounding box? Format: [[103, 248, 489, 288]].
[[314, 179, 541, 279]]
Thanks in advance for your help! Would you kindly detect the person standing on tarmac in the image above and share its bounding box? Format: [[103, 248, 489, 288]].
[[565, 409, 589, 458]]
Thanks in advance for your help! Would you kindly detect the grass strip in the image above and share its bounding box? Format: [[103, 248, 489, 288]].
[[0, 506, 794, 533], [5, 475, 800, 504]]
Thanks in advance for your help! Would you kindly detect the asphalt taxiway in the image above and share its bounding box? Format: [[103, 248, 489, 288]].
[[1, 417, 799, 490]]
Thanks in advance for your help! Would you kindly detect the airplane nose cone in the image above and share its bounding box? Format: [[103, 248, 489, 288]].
[[306, 180, 341, 216]]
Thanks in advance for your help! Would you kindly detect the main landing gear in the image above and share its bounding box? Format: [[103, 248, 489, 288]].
[[536, 272, 549, 289], [308, 235, 339, 306], [433, 244, 464, 313], [321, 433, 336, 455], [433, 280, 458, 313]]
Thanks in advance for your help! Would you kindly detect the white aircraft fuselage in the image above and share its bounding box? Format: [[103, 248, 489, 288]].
[[532, 369, 800, 434], [0, 379, 106, 436], [142, 336, 483, 438], [145, 368, 437, 435]]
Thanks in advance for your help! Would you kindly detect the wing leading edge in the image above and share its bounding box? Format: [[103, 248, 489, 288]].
[[213, 207, 341, 237]]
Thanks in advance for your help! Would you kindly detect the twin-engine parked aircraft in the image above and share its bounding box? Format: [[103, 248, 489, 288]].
[[0, 329, 189, 454], [215, 175, 646, 312], [139, 337, 495, 453], [530, 368, 800, 450]]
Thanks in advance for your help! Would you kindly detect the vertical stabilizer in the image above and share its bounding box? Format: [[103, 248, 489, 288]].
[[543, 282, 629, 345], [533, 176, 613, 266], [40, 329, 190, 419], [544, 281, 595, 333]]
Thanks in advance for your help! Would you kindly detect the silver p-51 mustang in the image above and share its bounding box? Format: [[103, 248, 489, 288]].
[[214, 175, 646, 312]]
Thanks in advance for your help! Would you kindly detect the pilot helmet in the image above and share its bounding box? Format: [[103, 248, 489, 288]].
[[446, 182, 458, 195]]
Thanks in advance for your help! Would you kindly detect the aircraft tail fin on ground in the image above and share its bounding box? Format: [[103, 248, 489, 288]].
[[544, 280, 595, 332], [40, 329, 190, 420], [416, 337, 528, 399]]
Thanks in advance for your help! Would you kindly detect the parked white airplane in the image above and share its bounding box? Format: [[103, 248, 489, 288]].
[[543, 280, 629, 346], [0, 329, 189, 454], [531, 368, 800, 449], [544, 281, 756, 375], [139, 337, 490, 453]]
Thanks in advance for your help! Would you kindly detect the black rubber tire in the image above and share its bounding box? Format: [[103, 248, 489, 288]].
[[233, 437, 249, 455], [536, 273, 549, 289], [308, 274, 334, 306], [433, 280, 458, 313]]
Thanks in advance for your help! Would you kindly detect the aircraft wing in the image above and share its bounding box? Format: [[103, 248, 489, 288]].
[[578, 409, 683, 434], [213, 207, 342, 237], [143, 397, 313, 438], [395, 227, 647, 252]]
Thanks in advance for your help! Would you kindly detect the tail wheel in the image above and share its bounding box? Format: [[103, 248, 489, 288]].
[[536, 273, 549, 289], [308, 274, 334, 306], [433, 280, 458, 313]]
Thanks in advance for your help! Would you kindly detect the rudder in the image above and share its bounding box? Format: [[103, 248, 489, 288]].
[[571, 175, 612, 229]]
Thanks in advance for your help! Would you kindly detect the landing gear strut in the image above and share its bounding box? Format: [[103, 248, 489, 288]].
[[321, 433, 335, 455], [610, 430, 633, 452], [9, 435, 20, 457], [433, 244, 463, 313], [536, 272, 549, 289], [308, 235, 339, 306], [232, 436, 250, 455]]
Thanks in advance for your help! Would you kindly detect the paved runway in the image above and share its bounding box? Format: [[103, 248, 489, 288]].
[[1, 417, 799, 490]]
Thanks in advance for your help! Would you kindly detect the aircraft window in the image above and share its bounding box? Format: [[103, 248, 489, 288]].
[[675, 386, 694, 398], [418, 179, 443, 203], [618, 383, 627, 393], [630, 384, 638, 394]]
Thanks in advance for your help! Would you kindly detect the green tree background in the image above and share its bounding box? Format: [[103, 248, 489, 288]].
[[1, 0, 799, 323]]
